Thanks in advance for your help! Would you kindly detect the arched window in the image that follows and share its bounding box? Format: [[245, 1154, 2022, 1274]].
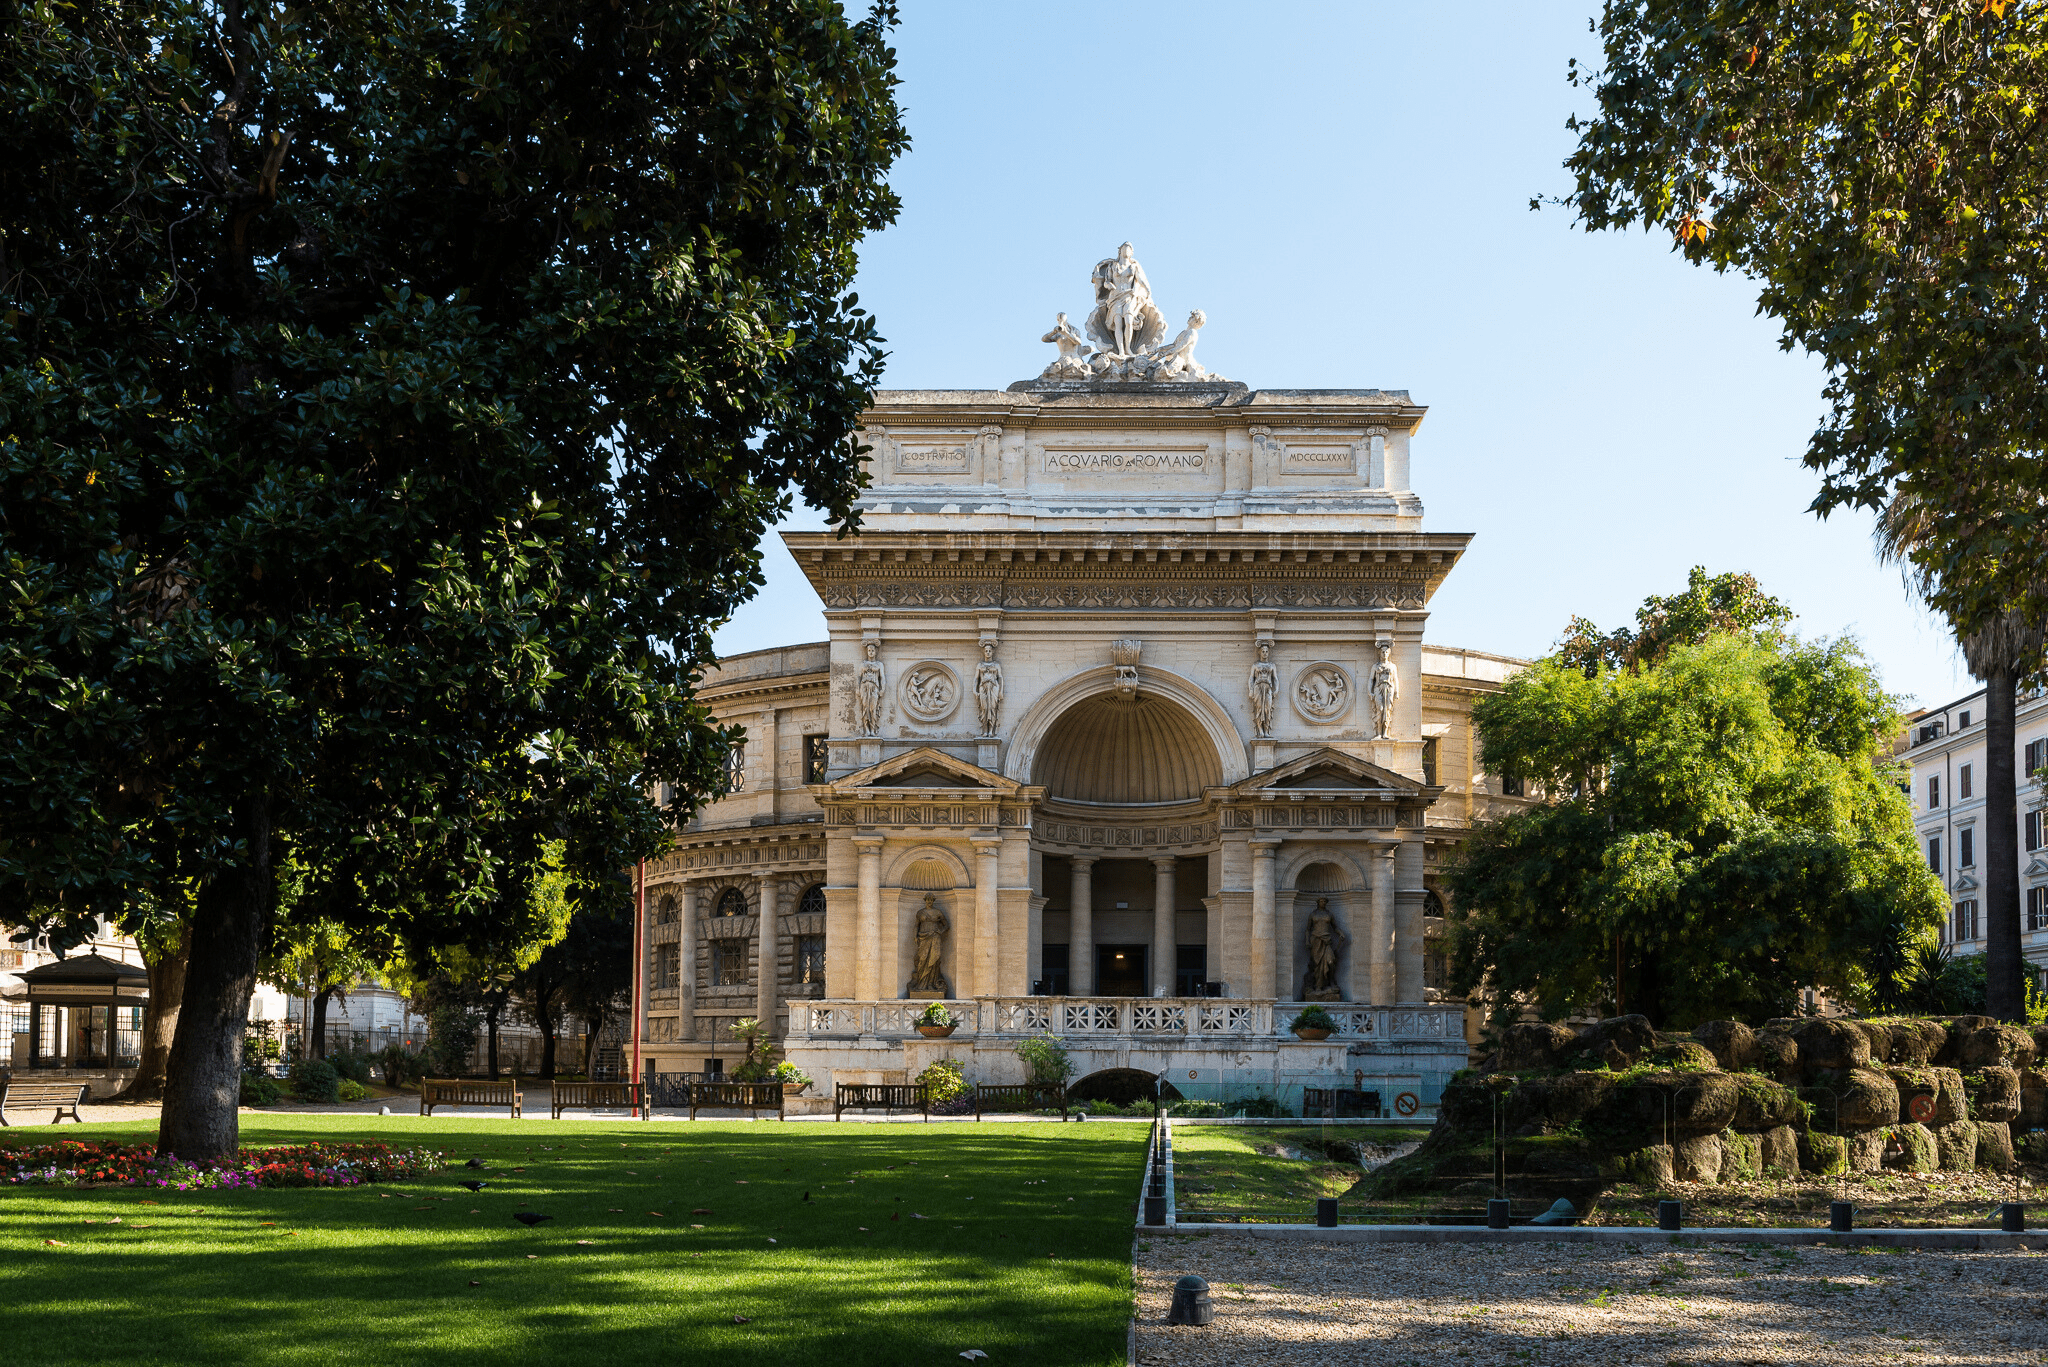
[[716, 887, 747, 917], [655, 895, 678, 925], [1423, 889, 1446, 920], [798, 883, 827, 917]]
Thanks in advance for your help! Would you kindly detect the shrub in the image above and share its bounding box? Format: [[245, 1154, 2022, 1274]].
[[917, 1002, 956, 1027], [773, 1061, 813, 1089], [336, 1078, 368, 1103], [375, 1043, 423, 1087], [239, 1074, 283, 1107], [1013, 1034, 1075, 1087], [1229, 1094, 1282, 1118], [915, 1058, 969, 1103], [1288, 1004, 1338, 1033], [1169, 1099, 1225, 1117], [423, 1005, 477, 1077], [728, 1017, 774, 1081], [326, 1049, 374, 1086], [289, 1058, 340, 1103]]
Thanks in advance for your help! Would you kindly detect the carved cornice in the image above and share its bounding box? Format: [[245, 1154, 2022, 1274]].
[[649, 832, 828, 880]]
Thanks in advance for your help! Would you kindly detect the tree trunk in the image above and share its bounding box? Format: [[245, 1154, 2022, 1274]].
[[1985, 668, 2026, 1021], [579, 1011, 602, 1076], [159, 793, 272, 1161], [537, 990, 558, 1078], [115, 924, 190, 1103], [311, 986, 334, 1059], [486, 1002, 501, 1078]]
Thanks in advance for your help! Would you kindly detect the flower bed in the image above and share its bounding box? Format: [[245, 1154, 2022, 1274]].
[[1, 1139, 444, 1189]]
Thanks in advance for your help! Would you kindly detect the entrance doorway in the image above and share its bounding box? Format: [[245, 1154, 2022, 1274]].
[[1095, 945, 1148, 997]]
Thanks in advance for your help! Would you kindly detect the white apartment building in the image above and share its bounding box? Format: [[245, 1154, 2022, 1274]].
[[1896, 689, 2048, 957]]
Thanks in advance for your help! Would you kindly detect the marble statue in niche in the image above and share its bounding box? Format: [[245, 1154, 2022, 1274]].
[[1369, 645, 1399, 740], [907, 893, 950, 994], [974, 643, 1004, 736], [854, 642, 885, 737], [1302, 897, 1346, 1001], [1248, 642, 1277, 738]]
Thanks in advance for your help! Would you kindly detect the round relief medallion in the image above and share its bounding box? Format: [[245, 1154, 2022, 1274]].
[[899, 660, 962, 723], [1291, 663, 1353, 723]]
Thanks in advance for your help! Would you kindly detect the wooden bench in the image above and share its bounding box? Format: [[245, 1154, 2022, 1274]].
[[974, 1082, 1067, 1121], [685, 1081, 785, 1121], [0, 1079, 88, 1126], [550, 1081, 643, 1120], [1303, 1087, 1381, 1119], [834, 1083, 929, 1122], [419, 1078, 523, 1118]]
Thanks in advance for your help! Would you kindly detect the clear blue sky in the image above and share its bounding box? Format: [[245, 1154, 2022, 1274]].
[[713, 0, 1971, 711]]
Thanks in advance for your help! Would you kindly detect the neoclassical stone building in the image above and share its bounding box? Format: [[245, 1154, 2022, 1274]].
[[633, 250, 1532, 1109]]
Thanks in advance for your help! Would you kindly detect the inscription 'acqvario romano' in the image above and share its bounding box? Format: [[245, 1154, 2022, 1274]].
[[1042, 450, 1208, 473]]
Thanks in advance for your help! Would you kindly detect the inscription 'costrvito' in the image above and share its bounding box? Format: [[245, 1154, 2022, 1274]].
[[1043, 451, 1207, 473]]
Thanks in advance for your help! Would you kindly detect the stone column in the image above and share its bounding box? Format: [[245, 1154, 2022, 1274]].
[[679, 881, 699, 1040], [1249, 841, 1280, 998], [1152, 856, 1178, 997], [1069, 855, 1096, 996], [755, 873, 779, 1036], [1396, 844, 1426, 1004], [853, 835, 884, 1001], [1370, 843, 1398, 1005], [972, 836, 1002, 998]]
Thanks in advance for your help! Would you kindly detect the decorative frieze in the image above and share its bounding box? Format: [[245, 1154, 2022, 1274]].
[[815, 575, 1430, 612]]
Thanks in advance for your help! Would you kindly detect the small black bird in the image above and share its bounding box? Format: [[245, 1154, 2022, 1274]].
[[459, 1180, 487, 1192], [512, 1212, 554, 1227], [465, 1158, 486, 1170]]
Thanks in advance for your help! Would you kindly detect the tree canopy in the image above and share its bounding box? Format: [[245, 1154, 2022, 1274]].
[[0, 0, 906, 1156], [1555, 566, 1794, 676], [1447, 626, 1945, 1029]]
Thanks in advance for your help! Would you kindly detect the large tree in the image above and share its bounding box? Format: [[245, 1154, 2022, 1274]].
[[1447, 628, 1946, 1028], [0, 0, 904, 1156], [1555, 0, 2048, 1020]]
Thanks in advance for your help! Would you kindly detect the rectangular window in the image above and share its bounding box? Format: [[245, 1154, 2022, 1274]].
[[2028, 810, 2043, 852], [1500, 772, 1524, 798], [1929, 776, 1941, 809], [1038, 944, 1070, 997], [1954, 900, 1980, 942], [1929, 836, 1943, 874], [2029, 886, 2048, 933], [1961, 827, 1976, 868], [723, 741, 746, 794], [705, 1056, 724, 1077], [712, 940, 747, 986], [2028, 738, 2048, 780], [653, 944, 680, 991], [794, 934, 826, 986], [1960, 763, 1974, 800], [1421, 738, 1440, 787], [1175, 945, 1208, 997], [1961, 710, 1973, 729], [804, 734, 830, 785]]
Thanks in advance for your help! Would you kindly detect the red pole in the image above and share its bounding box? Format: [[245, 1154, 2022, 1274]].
[[633, 857, 646, 1118]]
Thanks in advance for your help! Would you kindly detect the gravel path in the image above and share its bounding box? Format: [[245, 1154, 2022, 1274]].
[[1134, 1231, 2048, 1365]]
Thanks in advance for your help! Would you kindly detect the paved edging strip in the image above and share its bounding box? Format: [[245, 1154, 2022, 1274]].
[[1143, 1222, 2043, 1249]]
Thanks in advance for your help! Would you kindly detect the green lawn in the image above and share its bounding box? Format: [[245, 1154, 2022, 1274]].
[[1170, 1123, 1430, 1221], [0, 1115, 1144, 1367]]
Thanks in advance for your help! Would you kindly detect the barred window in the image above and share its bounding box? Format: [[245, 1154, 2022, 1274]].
[[798, 883, 827, 917], [804, 734, 830, 785], [655, 894, 679, 925], [795, 935, 826, 985], [1499, 772, 1524, 797], [716, 887, 747, 917], [712, 940, 748, 986], [653, 944, 680, 990], [724, 741, 746, 793]]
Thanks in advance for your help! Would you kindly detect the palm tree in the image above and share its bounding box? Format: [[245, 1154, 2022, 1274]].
[[1879, 497, 2046, 1023]]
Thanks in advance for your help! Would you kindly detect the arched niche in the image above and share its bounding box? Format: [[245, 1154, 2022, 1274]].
[[1290, 858, 1356, 1002], [1004, 664, 1248, 795]]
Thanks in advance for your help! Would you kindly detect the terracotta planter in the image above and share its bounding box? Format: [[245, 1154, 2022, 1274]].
[[1292, 1026, 1333, 1041], [782, 1082, 807, 1097], [915, 1023, 957, 1039]]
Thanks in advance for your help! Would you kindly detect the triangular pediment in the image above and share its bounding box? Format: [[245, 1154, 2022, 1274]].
[[1952, 873, 1980, 894], [2027, 855, 2048, 878], [1227, 747, 1435, 797], [831, 746, 1018, 794]]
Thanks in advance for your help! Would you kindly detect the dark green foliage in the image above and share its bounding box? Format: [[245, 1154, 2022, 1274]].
[[238, 1073, 283, 1106], [288, 1058, 340, 1103], [375, 1043, 423, 1088], [325, 1047, 374, 1087], [0, 0, 905, 1157], [423, 1004, 479, 1079], [1555, 566, 1793, 676], [1450, 614, 1945, 1028]]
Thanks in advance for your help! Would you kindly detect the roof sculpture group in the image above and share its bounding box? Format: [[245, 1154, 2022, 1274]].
[[1036, 243, 1224, 384]]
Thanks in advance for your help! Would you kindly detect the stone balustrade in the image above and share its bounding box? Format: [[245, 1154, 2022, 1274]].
[[786, 997, 1464, 1044]]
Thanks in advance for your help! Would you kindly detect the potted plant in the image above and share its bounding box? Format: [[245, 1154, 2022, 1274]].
[[914, 1002, 958, 1038], [1288, 1004, 1338, 1041], [774, 1061, 813, 1097]]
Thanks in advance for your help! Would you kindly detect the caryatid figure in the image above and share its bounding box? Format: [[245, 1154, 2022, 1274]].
[[1248, 642, 1278, 739], [974, 643, 1004, 737], [854, 641, 885, 737]]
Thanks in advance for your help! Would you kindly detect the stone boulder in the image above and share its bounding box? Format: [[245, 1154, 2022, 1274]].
[[1966, 1066, 2023, 1124], [1719, 1130, 1763, 1181], [1954, 1021, 2036, 1070], [1885, 1019, 1948, 1065], [1759, 1124, 1799, 1175], [1657, 1040, 1722, 1072], [1730, 1075, 1802, 1131], [1934, 1120, 1979, 1171], [1436, 1076, 1495, 1130], [2032, 1024, 2048, 1063], [1797, 1129, 1848, 1176], [1500, 1021, 1579, 1072], [1805, 1068, 1900, 1132], [1793, 1018, 1872, 1074], [1589, 1069, 1740, 1140], [1540, 1070, 1619, 1130], [1693, 1020, 1756, 1071], [1846, 1130, 1889, 1173], [1673, 1132, 1723, 1183], [1887, 1067, 1965, 1129], [2021, 1068, 2048, 1130], [1937, 1016, 1997, 1066], [1571, 1014, 1656, 1070], [1749, 1028, 1801, 1083], [1882, 1122, 1939, 1172], [1600, 1144, 1674, 1187], [1853, 1020, 1895, 1066], [1977, 1119, 2018, 1171]]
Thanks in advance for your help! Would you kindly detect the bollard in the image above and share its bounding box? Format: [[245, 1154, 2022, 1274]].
[[1316, 1197, 1338, 1228], [1486, 1198, 1511, 1230], [2003, 1202, 2027, 1233], [1656, 1199, 1682, 1232], [1166, 1275, 1213, 1326], [1829, 1201, 1854, 1233], [1144, 1194, 1166, 1227]]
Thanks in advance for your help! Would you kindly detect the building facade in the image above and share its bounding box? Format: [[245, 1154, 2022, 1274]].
[[1896, 689, 2048, 957], [632, 250, 1533, 1111]]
